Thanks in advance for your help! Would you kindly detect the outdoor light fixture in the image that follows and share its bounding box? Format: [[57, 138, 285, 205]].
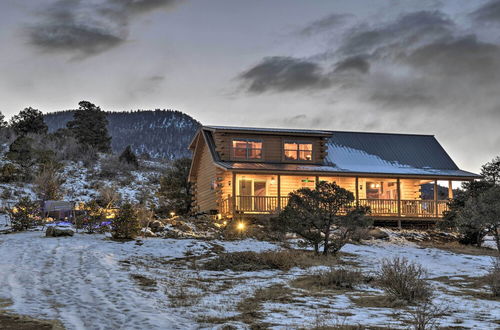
[[170, 211, 176, 217], [237, 222, 245, 231], [270, 177, 276, 184]]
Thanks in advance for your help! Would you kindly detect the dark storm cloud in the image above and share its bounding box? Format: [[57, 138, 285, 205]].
[[298, 13, 352, 36], [470, 0, 500, 23], [403, 36, 500, 82], [238, 56, 331, 93], [338, 11, 453, 56], [239, 10, 457, 94], [28, 0, 178, 57], [333, 56, 370, 74]]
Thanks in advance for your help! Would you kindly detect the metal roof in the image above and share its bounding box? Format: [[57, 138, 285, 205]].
[[326, 131, 459, 170]]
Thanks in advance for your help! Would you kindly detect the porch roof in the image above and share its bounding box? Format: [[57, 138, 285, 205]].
[[214, 161, 479, 179]]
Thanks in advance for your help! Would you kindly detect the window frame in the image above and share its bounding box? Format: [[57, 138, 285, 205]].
[[283, 140, 314, 162], [231, 138, 263, 160]]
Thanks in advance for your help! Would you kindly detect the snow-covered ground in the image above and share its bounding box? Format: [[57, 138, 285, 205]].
[[0, 222, 498, 329]]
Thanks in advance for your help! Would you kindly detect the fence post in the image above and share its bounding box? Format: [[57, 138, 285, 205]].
[[434, 180, 438, 218], [355, 177, 359, 207], [277, 174, 281, 211], [397, 178, 402, 229]]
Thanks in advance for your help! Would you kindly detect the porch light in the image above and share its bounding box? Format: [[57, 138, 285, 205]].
[[270, 177, 276, 184], [237, 222, 246, 231]]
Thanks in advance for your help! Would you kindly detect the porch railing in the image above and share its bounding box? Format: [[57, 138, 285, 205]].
[[221, 195, 449, 218]]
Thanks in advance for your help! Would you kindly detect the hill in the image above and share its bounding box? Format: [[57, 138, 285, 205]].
[[44, 110, 200, 159]]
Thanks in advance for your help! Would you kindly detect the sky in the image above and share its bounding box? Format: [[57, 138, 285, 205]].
[[0, 0, 499, 173]]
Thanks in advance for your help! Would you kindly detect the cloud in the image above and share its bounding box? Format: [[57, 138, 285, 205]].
[[403, 36, 500, 82], [334, 56, 370, 74], [470, 0, 500, 23], [28, 0, 178, 57], [238, 56, 331, 93], [115, 0, 178, 15], [337, 11, 453, 56], [298, 13, 352, 36]]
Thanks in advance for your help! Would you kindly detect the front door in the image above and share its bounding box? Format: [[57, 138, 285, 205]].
[[239, 179, 253, 210], [254, 181, 267, 211]]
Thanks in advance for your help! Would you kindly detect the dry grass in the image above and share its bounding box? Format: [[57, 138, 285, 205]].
[[349, 293, 408, 308], [0, 298, 64, 330], [432, 275, 500, 301], [292, 267, 368, 292], [167, 285, 201, 307], [130, 274, 157, 291], [418, 241, 499, 257], [202, 249, 349, 272], [236, 284, 294, 324]]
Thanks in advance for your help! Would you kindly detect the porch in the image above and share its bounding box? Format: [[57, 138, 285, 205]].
[[218, 173, 455, 219]]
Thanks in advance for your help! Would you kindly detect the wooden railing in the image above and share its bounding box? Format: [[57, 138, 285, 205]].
[[220, 196, 449, 218]]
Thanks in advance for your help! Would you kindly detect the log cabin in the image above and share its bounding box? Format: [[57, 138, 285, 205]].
[[188, 125, 480, 225]]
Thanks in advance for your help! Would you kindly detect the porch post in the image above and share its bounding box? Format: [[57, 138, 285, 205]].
[[277, 174, 281, 210], [448, 180, 453, 199], [396, 178, 402, 229], [434, 179, 439, 218], [232, 172, 236, 219], [315, 175, 319, 188], [355, 176, 359, 207]]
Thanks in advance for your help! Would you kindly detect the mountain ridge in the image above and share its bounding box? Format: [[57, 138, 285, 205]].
[[44, 109, 201, 159]]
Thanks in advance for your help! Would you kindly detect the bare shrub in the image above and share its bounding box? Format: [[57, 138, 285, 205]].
[[203, 250, 298, 271], [33, 163, 64, 201], [96, 185, 121, 208], [486, 257, 500, 297], [293, 267, 365, 291], [377, 257, 432, 302], [99, 155, 135, 179], [406, 301, 447, 330]]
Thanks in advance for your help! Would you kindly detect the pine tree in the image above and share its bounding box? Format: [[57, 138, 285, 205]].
[[10, 107, 48, 135], [119, 145, 139, 168], [111, 202, 141, 239], [8, 196, 41, 231], [6, 136, 36, 173], [272, 182, 371, 255], [0, 111, 7, 128], [66, 101, 111, 153], [481, 156, 500, 185], [158, 157, 192, 215]]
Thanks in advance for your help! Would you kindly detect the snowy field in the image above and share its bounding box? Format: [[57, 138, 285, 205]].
[[0, 221, 498, 329]]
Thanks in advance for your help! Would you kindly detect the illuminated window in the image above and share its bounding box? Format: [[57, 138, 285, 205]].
[[232, 139, 262, 159], [284, 141, 313, 161]]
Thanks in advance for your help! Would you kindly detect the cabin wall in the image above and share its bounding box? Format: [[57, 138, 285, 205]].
[[192, 141, 218, 213], [212, 132, 328, 164]]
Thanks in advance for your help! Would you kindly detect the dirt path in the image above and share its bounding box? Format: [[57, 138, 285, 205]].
[[0, 232, 197, 329]]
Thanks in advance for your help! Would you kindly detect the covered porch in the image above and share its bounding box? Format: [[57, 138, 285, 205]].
[[219, 173, 457, 219]]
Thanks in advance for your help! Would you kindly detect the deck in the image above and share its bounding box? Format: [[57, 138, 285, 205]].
[[221, 196, 449, 219]]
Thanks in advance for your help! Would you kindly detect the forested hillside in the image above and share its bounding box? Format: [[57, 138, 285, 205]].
[[44, 110, 200, 159]]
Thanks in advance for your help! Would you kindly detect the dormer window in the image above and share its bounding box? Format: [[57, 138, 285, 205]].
[[284, 141, 313, 161], [232, 139, 262, 160]]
